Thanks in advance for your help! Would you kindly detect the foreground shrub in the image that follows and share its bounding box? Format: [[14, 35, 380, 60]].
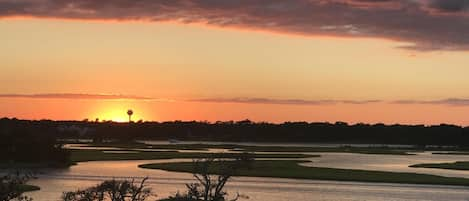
[[164, 157, 250, 201], [62, 177, 152, 201], [0, 172, 34, 201]]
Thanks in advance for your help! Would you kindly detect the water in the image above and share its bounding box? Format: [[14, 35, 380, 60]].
[[139, 140, 418, 148], [304, 152, 469, 178], [24, 151, 469, 201]]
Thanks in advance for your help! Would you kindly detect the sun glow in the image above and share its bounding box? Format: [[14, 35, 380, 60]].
[[100, 109, 129, 122], [89, 101, 147, 122]]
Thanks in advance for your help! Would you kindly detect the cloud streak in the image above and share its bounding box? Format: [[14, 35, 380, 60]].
[[0, 93, 152, 100], [193, 97, 469, 106], [0, 0, 469, 50], [3, 93, 469, 107], [393, 98, 469, 106], [190, 97, 382, 105]]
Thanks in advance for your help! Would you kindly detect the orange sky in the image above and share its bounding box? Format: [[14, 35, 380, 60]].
[[1, 17, 469, 125], [2, 97, 469, 125]]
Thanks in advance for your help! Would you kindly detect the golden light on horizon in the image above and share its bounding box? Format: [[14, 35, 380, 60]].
[[100, 109, 128, 122], [89, 102, 147, 122]]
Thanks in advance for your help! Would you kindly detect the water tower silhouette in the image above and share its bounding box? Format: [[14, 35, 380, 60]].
[[127, 109, 134, 123]]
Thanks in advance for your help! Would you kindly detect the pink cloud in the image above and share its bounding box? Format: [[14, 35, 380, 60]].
[[0, 0, 468, 50]]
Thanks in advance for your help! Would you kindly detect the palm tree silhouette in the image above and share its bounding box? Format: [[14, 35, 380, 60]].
[[127, 109, 133, 123]]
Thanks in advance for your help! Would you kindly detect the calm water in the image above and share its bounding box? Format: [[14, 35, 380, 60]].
[[305, 152, 469, 178], [139, 140, 418, 148], [24, 151, 469, 201]]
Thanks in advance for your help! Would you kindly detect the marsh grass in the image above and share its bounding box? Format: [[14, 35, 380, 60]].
[[140, 160, 469, 186], [410, 161, 469, 170]]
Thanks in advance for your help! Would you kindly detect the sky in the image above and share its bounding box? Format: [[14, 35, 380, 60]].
[[1, 0, 469, 125]]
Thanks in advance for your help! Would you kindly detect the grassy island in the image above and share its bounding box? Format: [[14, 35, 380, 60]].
[[410, 161, 469, 170], [140, 160, 469, 186], [70, 149, 316, 162]]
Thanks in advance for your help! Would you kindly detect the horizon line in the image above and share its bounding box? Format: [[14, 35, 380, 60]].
[[1, 117, 467, 127]]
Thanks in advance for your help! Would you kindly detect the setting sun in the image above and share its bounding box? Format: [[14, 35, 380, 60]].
[[99, 109, 129, 122], [89, 101, 146, 122]]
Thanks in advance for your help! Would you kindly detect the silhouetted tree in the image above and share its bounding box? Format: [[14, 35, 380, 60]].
[[165, 157, 251, 201], [62, 177, 152, 201], [0, 172, 34, 201]]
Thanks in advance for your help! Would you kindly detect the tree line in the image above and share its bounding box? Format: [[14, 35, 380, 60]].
[[0, 118, 70, 166], [2, 118, 469, 146]]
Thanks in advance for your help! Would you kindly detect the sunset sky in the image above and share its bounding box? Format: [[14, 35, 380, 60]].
[[1, 0, 469, 124]]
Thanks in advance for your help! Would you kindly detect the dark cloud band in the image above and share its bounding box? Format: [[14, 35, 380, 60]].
[[0, 0, 469, 50], [428, 0, 469, 12]]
